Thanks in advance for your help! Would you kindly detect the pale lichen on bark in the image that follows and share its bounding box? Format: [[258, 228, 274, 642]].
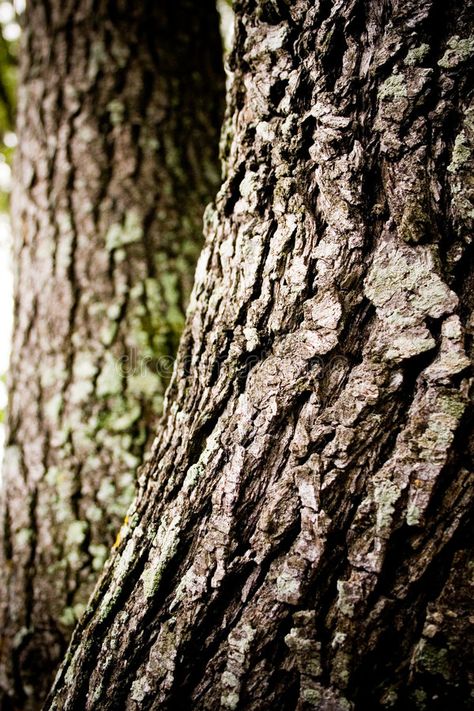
[[0, 1, 224, 708], [47, 1, 473, 709]]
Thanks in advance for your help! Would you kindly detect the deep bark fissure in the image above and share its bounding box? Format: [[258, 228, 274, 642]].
[[43, 0, 474, 708], [0, 1, 225, 708]]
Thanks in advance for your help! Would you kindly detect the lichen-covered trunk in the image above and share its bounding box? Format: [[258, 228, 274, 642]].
[[47, 1, 473, 709], [0, 1, 224, 707]]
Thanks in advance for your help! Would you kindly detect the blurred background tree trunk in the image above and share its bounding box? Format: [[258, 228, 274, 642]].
[[46, 0, 473, 709], [0, 0, 224, 707]]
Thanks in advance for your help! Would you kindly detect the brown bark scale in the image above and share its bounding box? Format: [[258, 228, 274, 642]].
[[0, 1, 224, 708], [46, 0, 474, 709]]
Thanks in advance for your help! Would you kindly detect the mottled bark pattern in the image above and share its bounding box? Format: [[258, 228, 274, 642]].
[[48, 1, 473, 709], [0, 0, 224, 707]]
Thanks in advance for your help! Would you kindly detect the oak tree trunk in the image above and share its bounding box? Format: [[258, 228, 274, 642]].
[[49, 0, 473, 709], [0, 1, 224, 708]]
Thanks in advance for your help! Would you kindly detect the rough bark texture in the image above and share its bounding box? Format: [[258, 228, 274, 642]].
[[48, 0, 473, 709], [0, 1, 224, 708]]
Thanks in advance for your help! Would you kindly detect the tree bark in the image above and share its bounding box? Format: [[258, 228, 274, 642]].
[[48, 0, 473, 709], [0, 1, 224, 708]]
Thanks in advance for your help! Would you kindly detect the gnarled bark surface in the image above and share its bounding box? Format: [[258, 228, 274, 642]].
[[48, 0, 473, 709], [0, 1, 224, 708]]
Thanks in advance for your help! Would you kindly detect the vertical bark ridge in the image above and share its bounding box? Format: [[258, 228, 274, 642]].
[[0, 1, 224, 708], [48, 0, 473, 709]]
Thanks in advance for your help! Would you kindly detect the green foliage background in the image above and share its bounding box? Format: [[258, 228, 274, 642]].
[[0, 1, 18, 431], [0, 1, 18, 211]]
